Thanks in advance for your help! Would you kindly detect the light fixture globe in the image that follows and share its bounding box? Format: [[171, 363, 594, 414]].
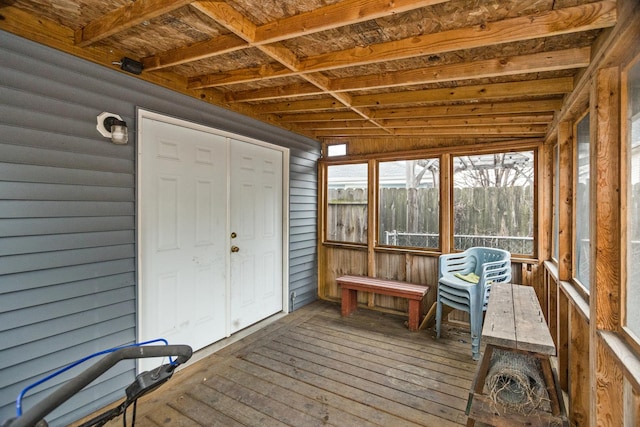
[[96, 112, 128, 145]]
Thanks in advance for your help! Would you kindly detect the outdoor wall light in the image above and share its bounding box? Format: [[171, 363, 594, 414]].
[[96, 112, 128, 145]]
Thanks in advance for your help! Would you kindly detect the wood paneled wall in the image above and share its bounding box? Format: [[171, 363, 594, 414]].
[[318, 247, 439, 316], [318, 246, 539, 322], [539, 2, 640, 424]]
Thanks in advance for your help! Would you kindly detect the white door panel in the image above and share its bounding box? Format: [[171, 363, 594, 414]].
[[139, 113, 286, 370], [139, 118, 227, 370], [230, 140, 283, 332]]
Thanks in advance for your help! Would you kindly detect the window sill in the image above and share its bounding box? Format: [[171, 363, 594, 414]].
[[559, 279, 590, 322], [374, 246, 441, 256]]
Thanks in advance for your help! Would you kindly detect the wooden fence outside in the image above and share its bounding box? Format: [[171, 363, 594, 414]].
[[327, 186, 534, 253]]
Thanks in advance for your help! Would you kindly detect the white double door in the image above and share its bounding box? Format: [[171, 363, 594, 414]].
[[138, 115, 285, 367]]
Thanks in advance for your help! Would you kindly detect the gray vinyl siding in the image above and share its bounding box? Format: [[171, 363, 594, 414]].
[[0, 30, 319, 426], [288, 151, 319, 309]]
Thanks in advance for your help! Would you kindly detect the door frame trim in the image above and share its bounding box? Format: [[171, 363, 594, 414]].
[[136, 108, 290, 359]]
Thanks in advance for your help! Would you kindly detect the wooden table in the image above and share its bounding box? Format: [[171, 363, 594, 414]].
[[465, 282, 567, 426]]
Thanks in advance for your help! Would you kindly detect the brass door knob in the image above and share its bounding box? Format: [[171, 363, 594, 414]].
[[231, 246, 240, 253]]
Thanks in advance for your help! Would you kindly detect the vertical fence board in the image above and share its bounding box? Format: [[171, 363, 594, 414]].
[[374, 252, 408, 310], [407, 254, 439, 311], [322, 247, 368, 299]]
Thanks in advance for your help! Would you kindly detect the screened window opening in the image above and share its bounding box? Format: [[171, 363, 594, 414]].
[[326, 163, 368, 244], [452, 151, 535, 255], [626, 59, 640, 339], [378, 159, 440, 249], [327, 143, 347, 157], [574, 113, 591, 290]]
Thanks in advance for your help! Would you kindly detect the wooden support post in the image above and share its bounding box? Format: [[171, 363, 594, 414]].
[[590, 65, 623, 426], [539, 143, 553, 264], [557, 121, 573, 282], [440, 153, 452, 254], [367, 159, 377, 277], [317, 161, 328, 299]]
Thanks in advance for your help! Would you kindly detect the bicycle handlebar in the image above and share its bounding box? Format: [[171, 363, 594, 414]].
[[5, 345, 192, 427]]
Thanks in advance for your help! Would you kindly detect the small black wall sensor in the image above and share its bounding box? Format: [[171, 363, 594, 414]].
[[115, 57, 143, 75]]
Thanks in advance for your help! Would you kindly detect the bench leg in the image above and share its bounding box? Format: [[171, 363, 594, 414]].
[[539, 356, 562, 416], [341, 288, 358, 317], [407, 299, 422, 331]]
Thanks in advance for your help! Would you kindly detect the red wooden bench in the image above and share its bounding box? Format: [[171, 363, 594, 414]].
[[336, 275, 430, 331]]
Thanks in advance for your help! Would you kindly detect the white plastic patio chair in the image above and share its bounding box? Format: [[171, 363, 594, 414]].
[[435, 247, 511, 360]]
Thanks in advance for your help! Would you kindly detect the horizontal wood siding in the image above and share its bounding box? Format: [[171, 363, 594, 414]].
[[0, 31, 319, 425]]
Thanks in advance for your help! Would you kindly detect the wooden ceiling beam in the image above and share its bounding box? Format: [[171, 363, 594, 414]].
[[258, 88, 567, 114], [313, 125, 548, 137], [148, 0, 450, 73], [254, 0, 451, 44], [191, 1, 257, 41], [393, 125, 548, 136], [188, 64, 293, 89], [191, 1, 301, 69], [381, 115, 555, 128], [276, 100, 562, 122], [297, 114, 553, 130], [257, 98, 354, 114], [275, 111, 365, 122], [330, 47, 591, 92], [313, 129, 392, 137], [391, 125, 548, 136], [218, 47, 590, 101], [187, 1, 611, 89], [187, 46, 589, 90], [225, 82, 325, 102], [191, 2, 319, 93], [192, 0, 392, 134], [298, 0, 616, 73], [351, 77, 574, 108], [142, 34, 247, 71], [297, 121, 377, 130], [259, 78, 571, 113], [74, 0, 193, 47], [367, 99, 564, 120]]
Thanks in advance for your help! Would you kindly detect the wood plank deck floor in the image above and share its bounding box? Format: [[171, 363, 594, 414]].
[[86, 300, 479, 426]]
